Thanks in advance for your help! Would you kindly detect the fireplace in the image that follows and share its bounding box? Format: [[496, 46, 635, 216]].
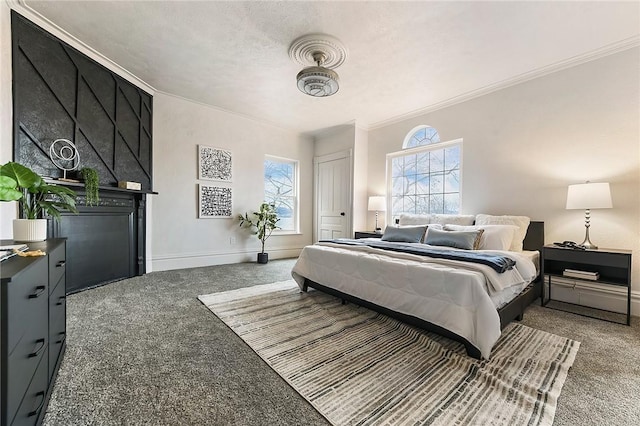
[[12, 12, 155, 294], [49, 187, 148, 294]]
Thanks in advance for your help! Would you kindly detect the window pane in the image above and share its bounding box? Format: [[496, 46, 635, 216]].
[[264, 158, 297, 231], [416, 196, 429, 214], [416, 174, 429, 195], [404, 154, 417, 175], [445, 170, 460, 193], [392, 157, 404, 177], [429, 194, 444, 213], [444, 194, 460, 214], [416, 152, 429, 174], [429, 173, 443, 193], [392, 177, 404, 194], [425, 127, 441, 144], [404, 195, 416, 214], [392, 196, 404, 217], [430, 149, 444, 172], [444, 146, 460, 171], [405, 174, 417, 195]]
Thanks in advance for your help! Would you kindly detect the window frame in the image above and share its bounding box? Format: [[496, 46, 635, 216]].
[[264, 155, 300, 234], [386, 137, 463, 221]]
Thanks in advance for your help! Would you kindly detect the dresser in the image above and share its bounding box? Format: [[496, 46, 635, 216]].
[[1, 239, 66, 426]]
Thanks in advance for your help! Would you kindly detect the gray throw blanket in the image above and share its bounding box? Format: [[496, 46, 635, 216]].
[[320, 239, 516, 273]]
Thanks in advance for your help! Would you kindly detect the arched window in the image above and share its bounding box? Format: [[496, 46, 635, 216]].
[[402, 125, 441, 148], [387, 126, 461, 217]]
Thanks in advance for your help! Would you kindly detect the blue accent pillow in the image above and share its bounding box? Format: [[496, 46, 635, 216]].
[[381, 225, 427, 243], [424, 228, 484, 250]]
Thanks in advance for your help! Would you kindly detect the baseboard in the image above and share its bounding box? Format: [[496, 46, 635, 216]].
[[546, 277, 639, 317], [151, 247, 302, 271]]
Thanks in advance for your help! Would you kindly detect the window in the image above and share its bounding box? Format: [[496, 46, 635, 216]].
[[387, 126, 462, 218], [264, 156, 298, 232]]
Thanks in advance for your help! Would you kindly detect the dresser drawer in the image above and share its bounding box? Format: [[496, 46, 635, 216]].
[[48, 242, 66, 294], [6, 260, 48, 356], [5, 294, 49, 425], [48, 275, 66, 381], [11, 354, 49, 426]]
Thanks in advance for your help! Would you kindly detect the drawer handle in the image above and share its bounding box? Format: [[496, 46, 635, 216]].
[[56, 295, 66, 306], [56, 260, 66, 267], [57, 332, 66, 344], [28, 391, 46, 417], [28, 285, 46, 299], [28, 338, 46, 358]]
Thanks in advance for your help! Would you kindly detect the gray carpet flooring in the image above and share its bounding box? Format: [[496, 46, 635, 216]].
[[44, 259, 640, 425]]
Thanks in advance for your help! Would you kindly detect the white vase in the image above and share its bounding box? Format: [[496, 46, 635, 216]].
[[13, 219, 47, 242]]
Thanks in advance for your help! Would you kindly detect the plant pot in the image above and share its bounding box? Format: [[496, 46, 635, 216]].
[[13, 218, 47, 242], [257, 252, 269, 264]]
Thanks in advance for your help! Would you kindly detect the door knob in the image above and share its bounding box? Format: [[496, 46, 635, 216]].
[[340, 212, 345, 216]]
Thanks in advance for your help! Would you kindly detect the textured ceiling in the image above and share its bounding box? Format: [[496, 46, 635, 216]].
[[20, 1, 640, 133]]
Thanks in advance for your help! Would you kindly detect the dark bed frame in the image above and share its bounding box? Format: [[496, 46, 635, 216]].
[[301, 221, 545, 359]]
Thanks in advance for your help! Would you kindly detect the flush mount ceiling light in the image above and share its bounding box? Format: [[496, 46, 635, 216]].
[[288, 34, 347, 97]]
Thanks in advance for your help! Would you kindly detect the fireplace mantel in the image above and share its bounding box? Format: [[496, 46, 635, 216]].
[[48, 185, 152, 294]]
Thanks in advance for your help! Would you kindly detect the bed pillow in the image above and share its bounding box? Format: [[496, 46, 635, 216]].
[[398, 213, 432, 226], [381, 225, 428, 243], [424, 228, 484, 250], [444, 224, 518, 251], [475, 214, 530, 251], [429, 214, 475, 226]]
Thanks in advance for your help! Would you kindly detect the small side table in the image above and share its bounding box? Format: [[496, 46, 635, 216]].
[[354, 231, 382, 239], [542, 245, 632, 325]]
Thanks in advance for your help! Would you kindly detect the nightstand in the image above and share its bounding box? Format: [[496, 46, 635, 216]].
[[354, 231, 382, 239], [542, 245, 632, 325]]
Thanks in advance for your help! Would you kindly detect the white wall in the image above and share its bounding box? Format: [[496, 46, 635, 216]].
[[353, 126, 369, 232], [151, 93, 314, 271], [367, 48, 640, 309], [0, 1, 15, 237]]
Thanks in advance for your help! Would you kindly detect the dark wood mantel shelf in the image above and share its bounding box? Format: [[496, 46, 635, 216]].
[[45, 178, 158, 195]]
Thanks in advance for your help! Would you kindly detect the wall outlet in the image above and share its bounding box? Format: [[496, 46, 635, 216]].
[[229, 236, 236, 245]]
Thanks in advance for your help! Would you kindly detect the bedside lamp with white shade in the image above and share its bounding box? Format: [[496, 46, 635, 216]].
[[566, 182, 612, 249], [368, 196, 386, 233]]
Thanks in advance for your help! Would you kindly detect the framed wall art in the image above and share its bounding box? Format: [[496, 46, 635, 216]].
[[198, 184, 233, 218], [198, 145, 232, 182]]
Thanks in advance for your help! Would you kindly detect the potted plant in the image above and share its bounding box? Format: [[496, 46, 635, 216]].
[[0, 161, 78, 242], [237, 202, 280, 264], [80, 167, 100, 206]]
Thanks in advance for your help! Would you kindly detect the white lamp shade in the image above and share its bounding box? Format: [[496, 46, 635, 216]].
[[566, 182, 612, 210], [368, 196, 386, 211]]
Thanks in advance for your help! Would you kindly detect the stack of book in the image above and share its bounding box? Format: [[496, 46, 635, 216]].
[[0, 244, 28, 261], [562, 268, 600, 281]]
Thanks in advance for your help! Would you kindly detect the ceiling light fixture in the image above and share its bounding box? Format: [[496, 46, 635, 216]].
[[289, 34, 347, 98]]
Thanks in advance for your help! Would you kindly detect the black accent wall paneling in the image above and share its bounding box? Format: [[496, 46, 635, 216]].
[[11, 11, 153, 293], [11, 11, 153, 190]]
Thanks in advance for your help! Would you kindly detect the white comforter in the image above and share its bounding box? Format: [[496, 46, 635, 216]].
[[291, 241, 537, 359]]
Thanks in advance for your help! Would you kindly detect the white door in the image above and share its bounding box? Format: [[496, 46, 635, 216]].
[[314, 151, 352, 242]]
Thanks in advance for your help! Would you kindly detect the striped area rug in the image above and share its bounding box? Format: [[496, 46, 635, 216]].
[[198, 280, 580, 426]]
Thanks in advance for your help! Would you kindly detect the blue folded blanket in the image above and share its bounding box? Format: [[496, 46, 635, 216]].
[[320, 239, 516, 273]]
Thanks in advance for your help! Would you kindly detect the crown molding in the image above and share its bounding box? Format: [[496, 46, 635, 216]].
[[9, 0, 156, 94], [368, 36, 640, 131]]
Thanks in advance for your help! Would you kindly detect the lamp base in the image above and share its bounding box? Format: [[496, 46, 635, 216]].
[[580, 225, 597, 250]]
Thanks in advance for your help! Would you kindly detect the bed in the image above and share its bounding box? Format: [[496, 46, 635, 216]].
[[291, 216, 544, 360]]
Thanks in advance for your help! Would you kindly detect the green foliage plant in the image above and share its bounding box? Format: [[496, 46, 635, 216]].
[[237, 202, 280, 254], [80, 167, 100, 206], [0, 161, 78, 219]]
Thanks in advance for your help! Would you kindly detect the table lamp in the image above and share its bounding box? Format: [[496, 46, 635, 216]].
[[368, 196, 386, 233], [566, 182, 612, 249]]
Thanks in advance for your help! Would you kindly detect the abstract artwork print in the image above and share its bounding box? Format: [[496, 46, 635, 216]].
[[199, 145, 232, 182], [199, 184, 232, 218]]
